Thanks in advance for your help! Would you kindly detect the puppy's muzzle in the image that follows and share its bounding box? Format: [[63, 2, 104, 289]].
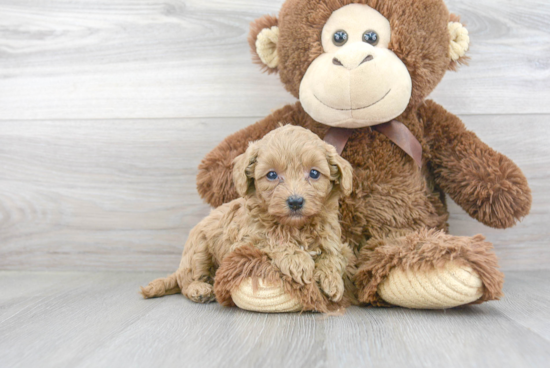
[[287, 196, 304, 211]]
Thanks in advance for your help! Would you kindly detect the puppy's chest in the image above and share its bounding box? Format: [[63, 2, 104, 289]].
[[288, 234, 323, 256], [240, 229, 323, 254]]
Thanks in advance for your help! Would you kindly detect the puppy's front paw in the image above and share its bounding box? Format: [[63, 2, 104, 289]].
[[315, 268, 344, 302], [276, 252, 315, 286]]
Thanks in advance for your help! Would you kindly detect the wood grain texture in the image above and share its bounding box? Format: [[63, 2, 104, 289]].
[[322, 272, 550, 368], [0, 115, 548, 272], [0, 0, 549, 120], [0, 270, 549, 368]]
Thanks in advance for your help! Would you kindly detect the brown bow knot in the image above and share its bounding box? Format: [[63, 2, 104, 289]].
[[324, 120, 423, 168]]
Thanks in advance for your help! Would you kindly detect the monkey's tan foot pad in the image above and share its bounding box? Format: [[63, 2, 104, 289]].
[[377, 261, 483, 309], [231, 278, 303, 313]]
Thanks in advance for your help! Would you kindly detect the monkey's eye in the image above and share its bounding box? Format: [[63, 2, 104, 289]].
[[309, 169, 321, 179], [362, 31, 379, 46], [332, 30, 348, 46], [266, 171, 278, 181]]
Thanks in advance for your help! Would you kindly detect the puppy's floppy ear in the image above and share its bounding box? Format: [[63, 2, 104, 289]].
[[248, 15, 279, 74], [448, 14, 470, 70], [233, 142, 259, 198], [326, 145, 353, 197]]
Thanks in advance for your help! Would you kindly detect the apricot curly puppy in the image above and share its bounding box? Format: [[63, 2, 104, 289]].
[[141, 125, 354, 307]]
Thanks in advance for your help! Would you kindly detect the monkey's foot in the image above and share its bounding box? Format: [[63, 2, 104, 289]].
[[355, 229, 504, 309], [377, 261, 483, 309], [231, 278, 302, 313]]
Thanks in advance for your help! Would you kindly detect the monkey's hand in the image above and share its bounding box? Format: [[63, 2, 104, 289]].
[[421, 100, 531, 229]]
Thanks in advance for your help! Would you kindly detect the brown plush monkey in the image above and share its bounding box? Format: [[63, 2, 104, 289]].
[[197, 0, 532, 310]]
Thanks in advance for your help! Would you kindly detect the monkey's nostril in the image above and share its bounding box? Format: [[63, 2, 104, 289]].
[[332, 57, 343, 67], [360, 55, 374, 65], [287, 196, 304, 211]]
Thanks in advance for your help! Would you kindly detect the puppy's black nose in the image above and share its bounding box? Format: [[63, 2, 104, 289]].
[[287, 196, 304, 211]]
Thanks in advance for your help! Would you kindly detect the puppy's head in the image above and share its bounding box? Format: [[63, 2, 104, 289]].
[[233, 125, 353, 226]]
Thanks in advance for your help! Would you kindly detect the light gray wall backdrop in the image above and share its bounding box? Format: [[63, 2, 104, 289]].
[[0, 0, 549, 271]]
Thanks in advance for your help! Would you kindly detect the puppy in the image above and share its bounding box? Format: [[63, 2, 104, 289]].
[[141, 125, 353, 305]]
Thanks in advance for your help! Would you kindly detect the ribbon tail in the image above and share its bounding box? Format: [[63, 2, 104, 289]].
[[372, 120, 423, 168], [323, 127, 354, 155]]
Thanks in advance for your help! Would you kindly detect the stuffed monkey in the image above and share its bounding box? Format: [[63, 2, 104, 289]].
[[198, 0, 532, 310]]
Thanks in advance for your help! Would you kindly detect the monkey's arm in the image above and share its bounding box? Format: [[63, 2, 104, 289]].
[[197, 104, 300, 208], [420, 100, 531, 229]]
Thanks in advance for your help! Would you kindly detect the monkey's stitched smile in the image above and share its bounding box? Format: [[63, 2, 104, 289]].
[[314, 89, 391, 111]]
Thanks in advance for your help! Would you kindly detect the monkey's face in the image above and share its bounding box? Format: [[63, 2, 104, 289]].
[[249, 0, 470, 127], [299, 4, 412, 128]]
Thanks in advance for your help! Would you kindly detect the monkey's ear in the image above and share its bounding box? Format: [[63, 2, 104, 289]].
[[232, 142, 259, 198], [249, 15, 279, 73], [326, 145, 353, 197], [448, 14, 470, 70]]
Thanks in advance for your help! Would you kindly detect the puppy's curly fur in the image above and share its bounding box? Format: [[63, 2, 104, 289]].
[[141, 125, 354, 310]]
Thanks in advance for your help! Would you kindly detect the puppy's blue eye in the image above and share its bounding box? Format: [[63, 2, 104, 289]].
[[309, 169, 321, 179], [266, 171, 278, 181]]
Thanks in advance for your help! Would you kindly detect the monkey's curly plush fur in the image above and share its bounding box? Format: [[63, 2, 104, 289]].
[[195, 0, 532, 309], [141, 125, 355, 312]]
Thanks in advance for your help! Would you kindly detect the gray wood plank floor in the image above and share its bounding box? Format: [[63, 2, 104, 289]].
[[0, 270, 549, 368]]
